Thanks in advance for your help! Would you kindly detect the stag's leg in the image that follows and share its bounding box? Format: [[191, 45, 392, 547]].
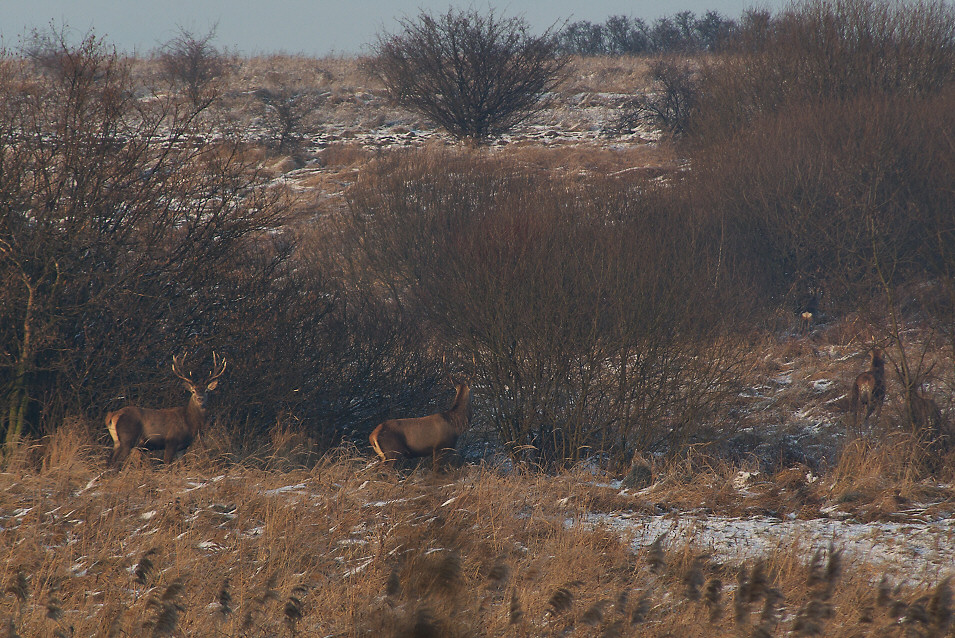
[[108, 446, 122, 468], [108, 413, 144, 469], [108, 443, 132, 469], [163, 443, 178, 464], [852, 403, 869, 437], [432, 447, 463, 472], [867, 398, 884, 434]]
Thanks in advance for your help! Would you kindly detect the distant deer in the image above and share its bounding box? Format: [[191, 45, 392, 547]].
[[369, 378, 471, 466], [848, 348, 885, 432], [897, 377, 945, 444], [106, 353, 227, 468]]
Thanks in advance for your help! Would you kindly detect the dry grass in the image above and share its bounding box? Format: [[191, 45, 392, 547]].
[[500, 142, 678, 181], [2, 425, 955, 636], [562, 55, 654, 94]]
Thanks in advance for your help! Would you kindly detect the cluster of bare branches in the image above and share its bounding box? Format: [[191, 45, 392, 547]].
[[0, 32, 440, 451], [157, 26, 229, 108], [347, 150, 745, 469], [367, 8, 568, 143]]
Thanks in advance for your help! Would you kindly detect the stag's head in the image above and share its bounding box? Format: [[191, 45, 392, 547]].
[[870, 348, 885, 369], [172, 352, 228, 409]]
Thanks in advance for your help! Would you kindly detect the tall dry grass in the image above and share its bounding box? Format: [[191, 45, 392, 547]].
[[2, 426, 954, 636]]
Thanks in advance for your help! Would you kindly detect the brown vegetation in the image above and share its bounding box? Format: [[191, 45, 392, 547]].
[[3, 14, 955, 632], [2, 434, 955, 636]]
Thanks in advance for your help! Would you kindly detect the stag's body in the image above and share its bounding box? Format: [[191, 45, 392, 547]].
[[107, 353, 226, 468], [370, 381, 470, 464], [849, 349, 885, 432]]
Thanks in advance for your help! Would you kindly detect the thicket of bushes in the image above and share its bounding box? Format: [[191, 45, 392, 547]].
[[2, 0, 954, 470], [558, 10, 741, 54], [684, 0, 955, 391], [0, 33, 440, 455], [346, 152, 745, 467]]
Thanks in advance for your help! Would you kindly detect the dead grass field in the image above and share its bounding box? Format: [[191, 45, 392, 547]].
[[2, 405, 955, 637]]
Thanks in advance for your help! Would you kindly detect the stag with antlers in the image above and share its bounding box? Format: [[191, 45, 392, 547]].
[[106, 352, 227, 467]]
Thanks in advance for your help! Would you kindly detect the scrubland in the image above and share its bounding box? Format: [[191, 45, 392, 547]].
[[4, 1, 955, 634]]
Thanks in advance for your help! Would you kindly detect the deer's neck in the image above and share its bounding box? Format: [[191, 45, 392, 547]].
[[446, 385, 471, 433], [185, 396, 207, 434]]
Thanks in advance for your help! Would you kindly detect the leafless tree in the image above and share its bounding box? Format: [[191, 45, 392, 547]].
[[256, 76, 326, 151], [0, 31, 284, 446], [367, 8, 568, 143], [612, 60, 700, 137], [347, 150, 744, 469], [158, 25, 228, 108]]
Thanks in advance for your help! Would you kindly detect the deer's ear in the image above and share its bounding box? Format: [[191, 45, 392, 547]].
[[206, 380, 218, 391]]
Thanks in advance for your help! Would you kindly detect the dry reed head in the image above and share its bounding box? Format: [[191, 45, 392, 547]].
[[705, 577, 723, 622], [134, 548, 159, 586], [630, 592, 651, 624], [581, 599, 608, 626], [283, 583, 308, 633], [546, 583, 576, 616], [143, 581, 184, 637], [215, 578, 232, 618], [646, 534, 666, 574], [509, 588, 523, 625], [5, 569, 29, 605]]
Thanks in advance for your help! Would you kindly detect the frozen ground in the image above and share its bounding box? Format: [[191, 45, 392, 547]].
[[588, 510, 955, 582], [58, 473, 955, 582]]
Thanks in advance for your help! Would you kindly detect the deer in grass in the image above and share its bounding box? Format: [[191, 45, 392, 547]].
[[848, 348, 885, 433], [106, 353, 227, 468], [905, 386, 943, 437], [369, 378, 471, 466]]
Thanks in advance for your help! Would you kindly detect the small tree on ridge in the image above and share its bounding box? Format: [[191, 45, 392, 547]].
[[368, 8, 568, 143]]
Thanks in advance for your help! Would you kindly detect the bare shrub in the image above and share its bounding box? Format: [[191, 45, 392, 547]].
[[0, 32, 285, 445], [367, 8, 568, 143], [611, 59, 700, 136], [694, 0, 955, 142], [0, 31, 438, 455], [683, 91, 955, 321], [255, 73, 327, 151], [347, 150, 744, 469], [158, 26, 228, 108]]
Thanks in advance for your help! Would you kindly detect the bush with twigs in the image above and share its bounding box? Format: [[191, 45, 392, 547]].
[[347, 150, 745, 469], [367, 7, 568, 143]]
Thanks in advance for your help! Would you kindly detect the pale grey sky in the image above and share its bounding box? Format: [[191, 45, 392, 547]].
[[1, 1, 786, 56]]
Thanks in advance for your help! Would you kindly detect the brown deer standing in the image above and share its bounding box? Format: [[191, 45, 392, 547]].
[[904, 384, 944, 439], [848, 348, 886, 432], [369, 378, 471, 466], [106, 353, 227, 468]]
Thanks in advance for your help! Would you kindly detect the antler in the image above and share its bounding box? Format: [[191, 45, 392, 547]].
[[171, 352, 193, 382], [207, 352, 227, 383]]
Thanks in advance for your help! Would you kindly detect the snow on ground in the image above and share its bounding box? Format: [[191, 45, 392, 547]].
[[174, 476, 955, 583], [586, 511, 955, 582]]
